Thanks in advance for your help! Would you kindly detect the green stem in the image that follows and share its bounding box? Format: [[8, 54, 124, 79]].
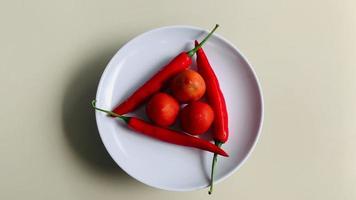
[[208, 141, 222, 195], [187, 24, 219, 57], [91, 100, 130, 123]]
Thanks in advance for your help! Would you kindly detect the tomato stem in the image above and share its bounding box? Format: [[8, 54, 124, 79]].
[[187, 24, 219, 57], [91, 100, 130, 123], [208, 141, 222, 195]]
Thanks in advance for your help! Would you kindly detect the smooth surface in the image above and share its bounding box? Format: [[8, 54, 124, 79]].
[[0, 0, 355, 199], [95, 26, 263, 191]]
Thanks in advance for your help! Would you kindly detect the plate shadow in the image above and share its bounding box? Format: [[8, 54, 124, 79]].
[[61, 43, 133, 179]]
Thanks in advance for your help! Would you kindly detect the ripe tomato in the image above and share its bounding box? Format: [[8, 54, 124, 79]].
[[146, 92, 180, 127], [170, 69, 206, 103], [180, 101, 214, 135]]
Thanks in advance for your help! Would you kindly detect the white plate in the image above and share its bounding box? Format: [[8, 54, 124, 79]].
[[95, 25, 264, 191]]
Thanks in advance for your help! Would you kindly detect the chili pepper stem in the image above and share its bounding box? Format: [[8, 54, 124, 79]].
[[187, 24, 219, 57], [208, 141, 223, 195], [91, 100, 130, 123]]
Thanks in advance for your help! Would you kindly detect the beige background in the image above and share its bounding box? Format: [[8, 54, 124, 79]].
[[1, 0, 355, 199]]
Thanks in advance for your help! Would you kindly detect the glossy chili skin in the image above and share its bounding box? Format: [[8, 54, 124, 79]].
[[112, 25, 220, 116], [126, 117, 228, 157], [112, 52, 192, 115], [92, 99, 228, 157], [125, 117, 228, 157], [195, 41, 229, 143]]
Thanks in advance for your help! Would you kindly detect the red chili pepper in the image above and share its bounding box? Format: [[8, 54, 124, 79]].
[[92, 101, 228, 157], [112, 24, 219, 115], [195, 40, 229, 194], [195, 40, 229, 143]]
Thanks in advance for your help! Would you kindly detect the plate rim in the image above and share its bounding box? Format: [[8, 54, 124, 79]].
[[95, 25, 264, 191]]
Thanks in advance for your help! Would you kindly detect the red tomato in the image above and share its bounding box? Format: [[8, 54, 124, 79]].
[[146, 92, 180, 127], [170, 69, 206, 103], [180, 101, 214, 135]]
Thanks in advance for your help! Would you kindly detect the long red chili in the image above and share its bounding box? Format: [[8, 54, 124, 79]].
[[195, 40, 229, 194], [112, 24, 219, 115], [92, 101, 228, 157]]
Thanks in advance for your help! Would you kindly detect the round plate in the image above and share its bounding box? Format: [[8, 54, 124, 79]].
[[95, 25, 264, 191]]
